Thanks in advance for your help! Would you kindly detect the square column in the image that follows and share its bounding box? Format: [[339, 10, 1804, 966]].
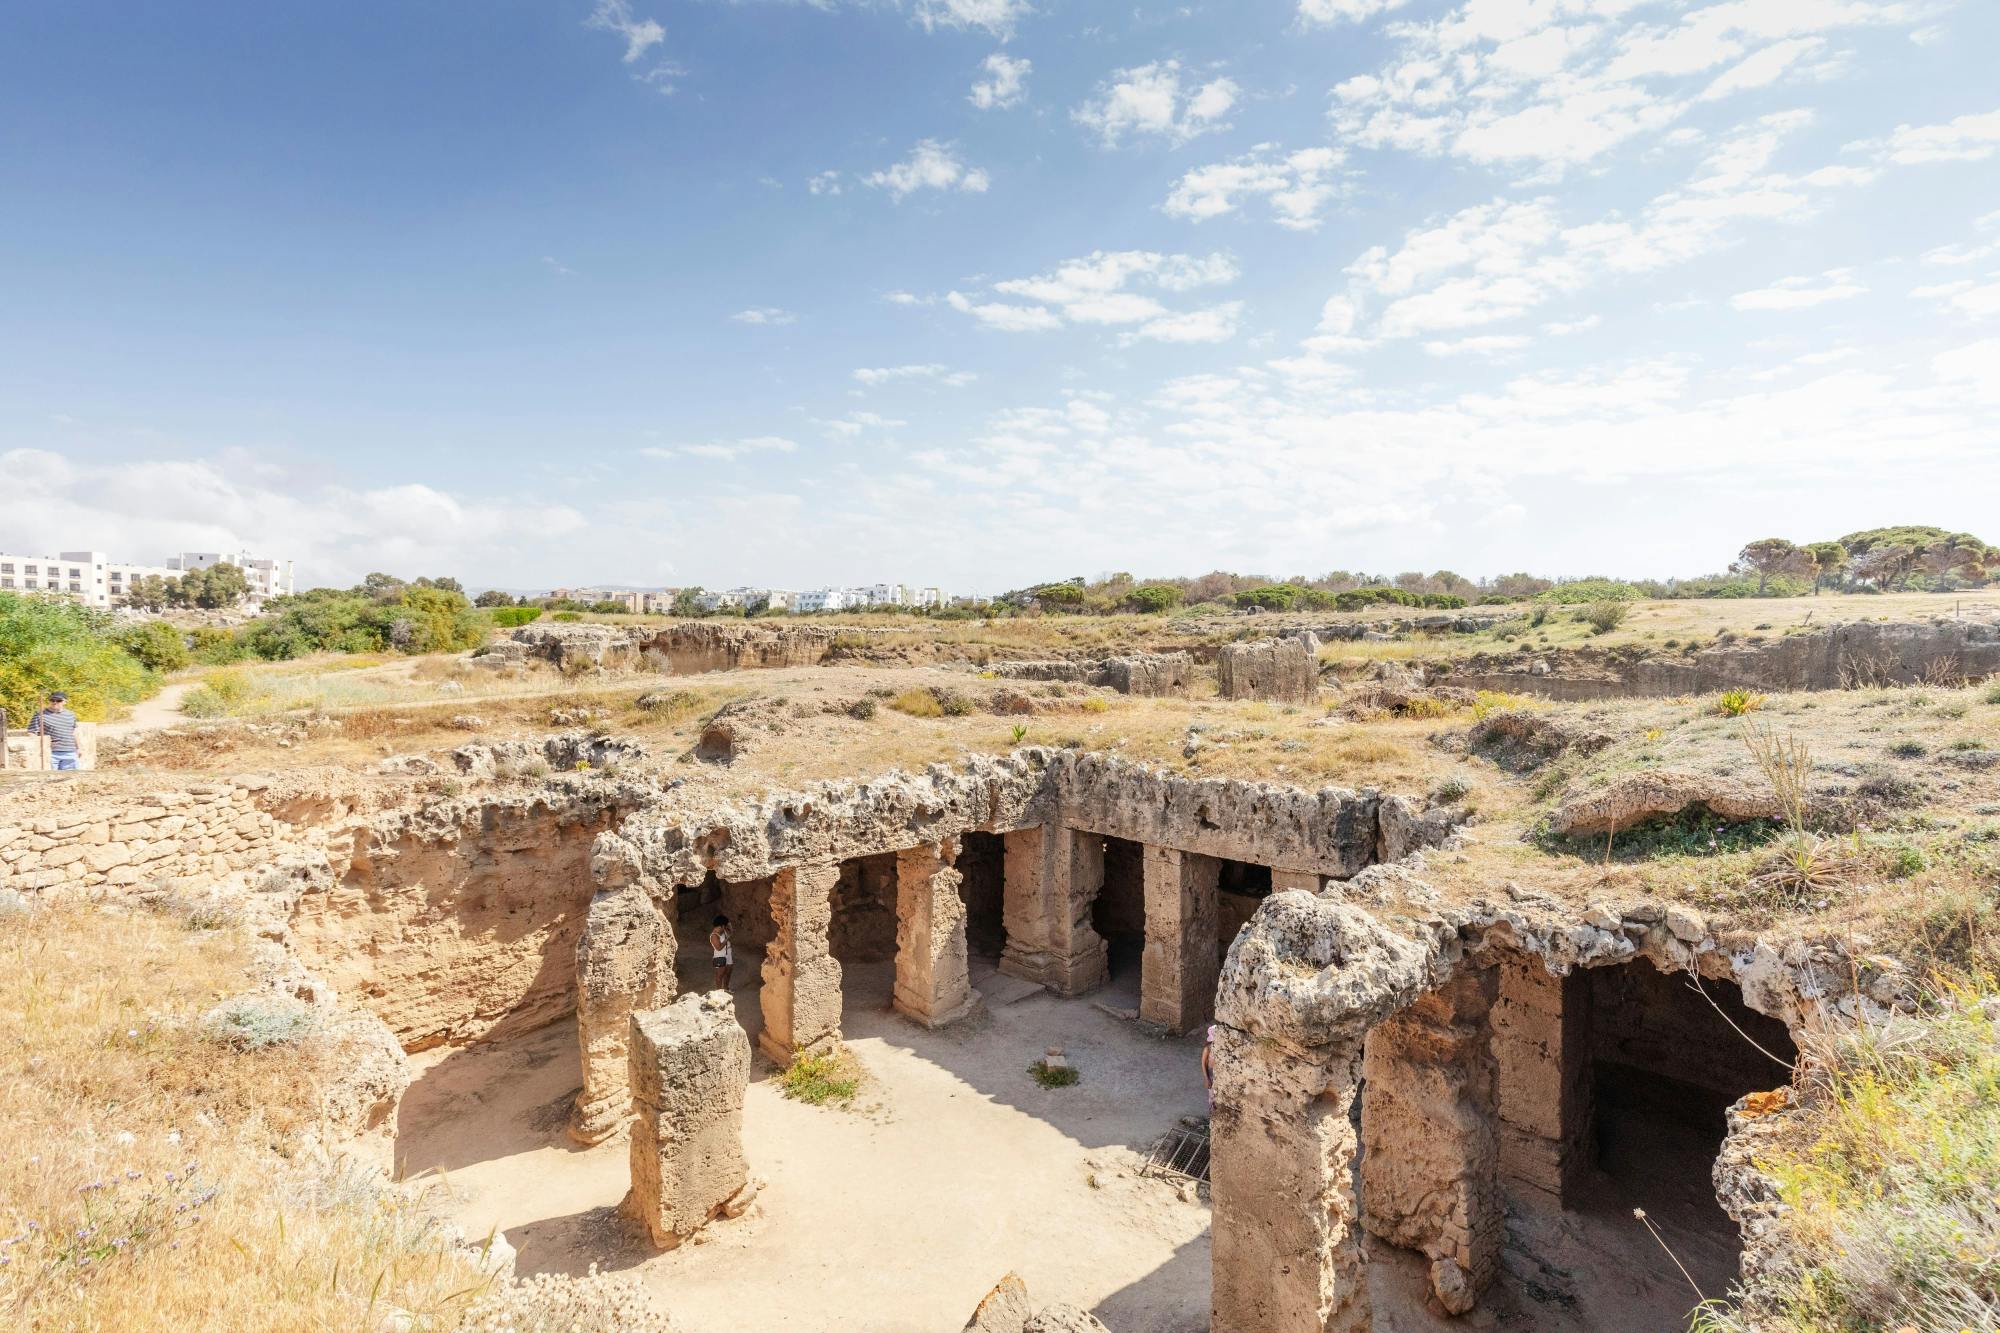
[[999, 827, 1053, 986], [1361, 967, 1502, 1315], [1492, 953, 1593, 1205], [1211, 1025, 1370, 1333], [893, 839, 979, 1028], [757, 862, 843, 1064], [1044, 825, 1108, 997], [1139, 845, 1220, 1035], [623, 993, 753, 1249]]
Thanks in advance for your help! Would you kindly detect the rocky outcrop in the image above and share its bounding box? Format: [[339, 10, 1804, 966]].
[[1460, 709, 1612, 770], [640, 621, 834, 674], [992, 652, 1194, 697], [963, 1273, 1112, 1333], [1438, 617, 2000, 700], [622, 992, 755, 1249], [1217, 637, 1319, 704], [1547, 769, 1781, 838], [569, 834, 675, 1145]]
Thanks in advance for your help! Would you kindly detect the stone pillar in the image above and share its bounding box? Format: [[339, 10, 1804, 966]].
[[1139, 845, 1220, 1035], [1044, 826, 1109, 996], [569, 833, 673, 1145], [622, 992, 753, 1249], [1211, 1025, 1368, 1333], [894, 839, 979, 1028], [758, 862, 843, 1065], [1361, 967, 1501, 1315], [1492, 951, 1593, 1206], [999, 827, 1053, 986], [1270, 868, 1321, 893]]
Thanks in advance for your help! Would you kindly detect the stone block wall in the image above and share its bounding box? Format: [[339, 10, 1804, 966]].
[[0, 779, 281, 893]]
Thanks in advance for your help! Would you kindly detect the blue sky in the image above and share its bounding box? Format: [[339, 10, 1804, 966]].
[[3, 0, 1997, 593]]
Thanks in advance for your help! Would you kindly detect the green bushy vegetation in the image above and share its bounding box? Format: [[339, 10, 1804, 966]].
[[0, 593, 158, 723], [1696, 983, 2000, 1333], [778, 1050, 860, 1106], [236, 580, 485, 660], [1538, 578, 1645, 604], [489, 606, 543, 628]]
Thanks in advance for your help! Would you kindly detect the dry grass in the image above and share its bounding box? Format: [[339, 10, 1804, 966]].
[[0, 901, 505, 1330]]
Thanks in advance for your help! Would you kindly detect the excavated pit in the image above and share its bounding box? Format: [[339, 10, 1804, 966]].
[[159, 747, 1839, 1332]]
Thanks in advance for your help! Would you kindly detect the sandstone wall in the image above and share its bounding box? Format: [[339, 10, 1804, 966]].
[[287, 786, 646, 1052], [638, 622, 834, 674], [991, 652, 1193, 697]]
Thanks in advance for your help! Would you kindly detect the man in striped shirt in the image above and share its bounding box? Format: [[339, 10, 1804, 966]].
[[28, 692, 81, 771]]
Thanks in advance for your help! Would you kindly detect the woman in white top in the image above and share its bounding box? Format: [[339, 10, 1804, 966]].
[[709, 914, 734, 992]]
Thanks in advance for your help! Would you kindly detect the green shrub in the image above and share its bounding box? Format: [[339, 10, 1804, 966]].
[[1889, 740, 1929, 759], [1984, 682, 2000, 705], [551, 611, 582, 623], [779, 1050, 859, 1106], [1124, 584, 1182, 614], [1028, 1059, 1079, 1089], [188, 625, 250, 665], [1581, 600, 1630, 634], [846, 697, 878, 721], [0, 592, 158, 724], [1538, 578, 1643, 605], [1716, 689, 1765, 717], [490, 606, 543, 628], [116, 620, 190, 673], [198, 995, 318, 1050], [889, 688, 943, 718]]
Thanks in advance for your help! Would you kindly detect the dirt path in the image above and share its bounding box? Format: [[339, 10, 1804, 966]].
[[102, 680, 200, 738]]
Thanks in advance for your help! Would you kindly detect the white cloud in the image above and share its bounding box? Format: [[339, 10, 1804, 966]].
[[0, 448, 589, 591], [946, 291, 1065, 332], [819, 412, 907, 438], [865, 140, 991, 199], [587, 0, 665, 62], [1163, 145, 1348, 230], [970, 53, 1031, 110], [1299, 0, 1409, 25], [731, 307, 797, 326], [915, 0, 1032, 39], [882, 290, 933, 306], [1856, 108, 2000, 165], [808, 170, 843, 196], [1127, 303, 1245, 345], [652, 436, 799, 462], [853, 364, 978, 387], [1329, 0, 1918, 177], [948, 250, 1243, 340], [1914, 277, 2000, 319], [1730, 271, 1868, 311], [1073, 61, 1239, 148], [1425, 334, 1533, 356], [1324, 114, 1884, 343]]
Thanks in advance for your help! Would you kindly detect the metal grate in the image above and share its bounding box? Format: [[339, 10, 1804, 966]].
[[1142, 1122, 1212, 1185]]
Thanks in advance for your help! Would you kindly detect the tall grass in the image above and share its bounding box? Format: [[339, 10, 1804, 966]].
[[1700, 980, 2000, 1332]]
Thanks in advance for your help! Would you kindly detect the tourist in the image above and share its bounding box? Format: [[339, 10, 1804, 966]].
[[710, 913, 733, 992], [28, 691, 81, 772]]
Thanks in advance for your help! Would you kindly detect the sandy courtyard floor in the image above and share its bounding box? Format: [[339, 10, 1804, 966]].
[[396, 954, 1724, 1333], [398, 958, 1215, 1333]]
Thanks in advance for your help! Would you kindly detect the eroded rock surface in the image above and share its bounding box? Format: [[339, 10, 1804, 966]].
[[1217, 637, 1319, 704], [570, 833, 674, 1145], [623, 992, 754, 1249], [1548, 769, 1781, 838]]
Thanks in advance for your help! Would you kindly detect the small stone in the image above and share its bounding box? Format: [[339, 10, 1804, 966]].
[[1665, 906, 1706, 944]]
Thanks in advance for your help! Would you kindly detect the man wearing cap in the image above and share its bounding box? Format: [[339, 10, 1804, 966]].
[[28, 691, 81, 771]]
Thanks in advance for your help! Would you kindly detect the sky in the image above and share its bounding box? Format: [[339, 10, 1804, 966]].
[[2, 0, 1997, 595]]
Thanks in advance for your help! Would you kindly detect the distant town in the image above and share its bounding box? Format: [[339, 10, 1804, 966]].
[[0, 547, 295, 609], [541, 583, 988, 615]]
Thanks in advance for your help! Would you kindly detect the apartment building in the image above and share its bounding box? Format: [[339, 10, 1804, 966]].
[[0, 549, 295, 609]]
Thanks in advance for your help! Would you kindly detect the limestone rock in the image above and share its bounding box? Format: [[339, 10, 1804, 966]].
[[622, 992, 752, 1249], [1024, 1307, 1111, 1333], [1548, 770, 1782, 838], [1214, 891, 1437, 1048], [571, 836, 674, 1145], [1217, 638, 1318, 704], [964, 1273, 1034, 1333]]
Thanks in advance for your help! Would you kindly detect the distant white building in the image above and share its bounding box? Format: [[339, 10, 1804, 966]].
[[0, 549, 292, 610]]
